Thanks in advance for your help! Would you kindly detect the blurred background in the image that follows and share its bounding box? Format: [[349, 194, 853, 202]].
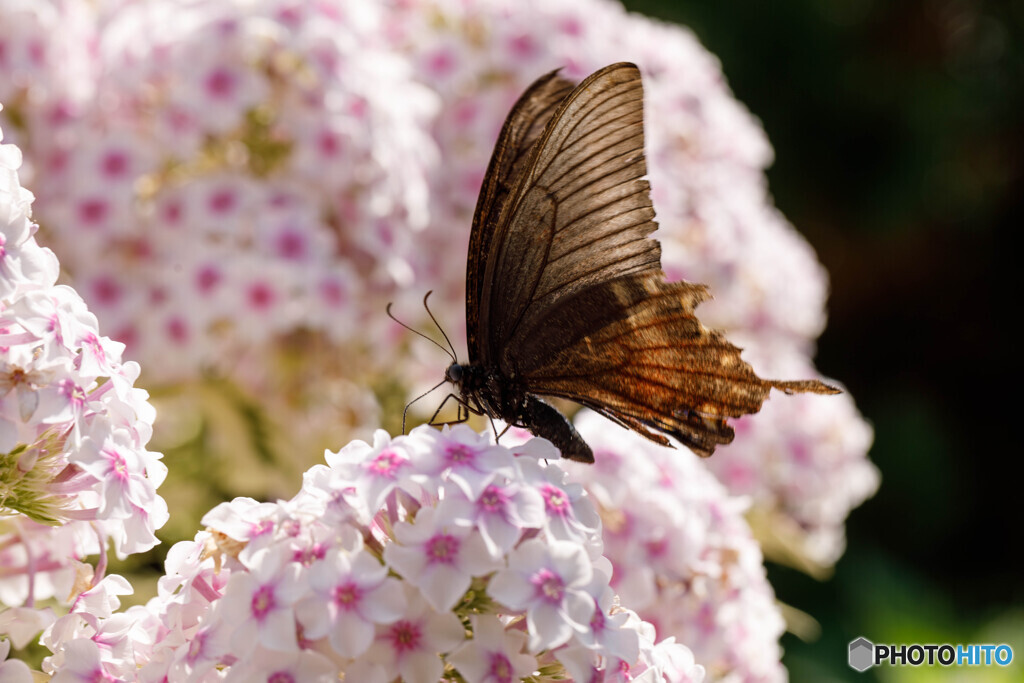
[[622, 0, 1022, 680]]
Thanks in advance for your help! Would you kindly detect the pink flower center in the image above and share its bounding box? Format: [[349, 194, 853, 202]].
[[426, 533, 460, 565], [166, 316, 189, 344], [251, 585, 276, 619], [274, 228, 306, 260], [317, 130, 341, 156], [332, 581, 362, 610], [445, 443, 476, 466], [91, 276, 122, 305], [531, 567, 565, 604], [186, 629, 208, 663], [368, 450, 404, 478], [590, 604, 606, 633], [489, 652, 514, 683], [247, 281, 276, 310], [196, 265, 222, 294], [250, 519, 274, 537], [57, 379, 86, 410], [103, 447, 128, 480], [478, 485, 509, 513], [294, 542, 326, 566], [540, 484, 568, 517], [204, 67, 238, 99], [160, 198, 183, 225], [644, 538, 668, 559], [507, 34, 537, 59], [78, 197, 109, 226], [101, 150, 129, 178], [83, 333, 104, 360], [208, 188, 237, 215], [268, 673, 295, 683], [387, 620, 422, 654], [319, 278, 346, 307], [425, 48, 455, 77]]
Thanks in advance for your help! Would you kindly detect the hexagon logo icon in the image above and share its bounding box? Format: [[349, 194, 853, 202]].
[[849, 637, 875, 672]]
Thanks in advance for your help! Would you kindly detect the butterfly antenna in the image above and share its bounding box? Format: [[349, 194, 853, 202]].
[[386, 299, 456, 362], [422, 291, 459, 363], [402, 378, 447, 434]]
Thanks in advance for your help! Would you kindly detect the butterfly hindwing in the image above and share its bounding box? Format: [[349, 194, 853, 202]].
[[509, 272, 776, 456]]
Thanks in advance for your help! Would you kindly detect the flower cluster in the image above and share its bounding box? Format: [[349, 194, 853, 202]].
[[39, 425, 706, 682], [0, 0, 442, 474], [558, 413, 788, 682], [4, 0, 438, 378], [0, 110, 166, 650], [702, 347, 879, 568]]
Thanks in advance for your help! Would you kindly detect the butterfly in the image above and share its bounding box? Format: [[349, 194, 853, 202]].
[[436, 62, 838, 463]]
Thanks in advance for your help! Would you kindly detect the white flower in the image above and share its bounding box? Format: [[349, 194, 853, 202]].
[[447, 615, 537, 683], [361, 587, 466, 683], [215, 545, 306, 657], [296, 542, 406, 658], [384, 505, 501, 612], [489, 538, 596, 653]]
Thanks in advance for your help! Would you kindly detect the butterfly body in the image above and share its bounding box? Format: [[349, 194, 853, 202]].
[[447, 360, 594, 461], [445, 62, 838, 464]]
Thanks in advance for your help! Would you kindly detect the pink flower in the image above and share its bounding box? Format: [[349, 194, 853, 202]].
[[447, 615, 537, 683], [0, 637, 33, 683], [215, 546, 306, 658], [438, 478, 545, 560], [362, 587, 466, 683], [222, 647, 337, 683], [48, 638, 117, 683], [568, 412, 787, 681], [296, 543, 406, 657], [384, 506, 501, 612], [413, 426, 514, 499], [488, 538, 595, 652], [326, 429, 419, 513]]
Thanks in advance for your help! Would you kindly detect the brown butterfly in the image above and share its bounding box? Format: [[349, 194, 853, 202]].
[[440, 62, 837, 463]]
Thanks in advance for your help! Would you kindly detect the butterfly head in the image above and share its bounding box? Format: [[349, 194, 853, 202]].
[[445, 362, 464, 385]]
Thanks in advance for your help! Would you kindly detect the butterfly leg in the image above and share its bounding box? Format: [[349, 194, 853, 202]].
[[427, 393, 483, 428]]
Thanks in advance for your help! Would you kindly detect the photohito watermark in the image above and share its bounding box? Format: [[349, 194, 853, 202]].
[[849, 637, 1014, 672]]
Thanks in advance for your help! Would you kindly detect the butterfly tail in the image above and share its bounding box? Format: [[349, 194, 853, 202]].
[[768, 379, 842, 395]]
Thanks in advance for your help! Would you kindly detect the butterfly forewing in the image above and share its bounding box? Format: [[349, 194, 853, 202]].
[[467, 71, 576, 364], [479, 63, 663, 366]]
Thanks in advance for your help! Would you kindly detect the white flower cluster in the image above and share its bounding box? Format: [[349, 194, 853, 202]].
[[702, 347, 879, 567], [3, 0, 438, 373], [0, 110, 166, 651], [39, 425, 706, 683], [562, 413, 787, 682]]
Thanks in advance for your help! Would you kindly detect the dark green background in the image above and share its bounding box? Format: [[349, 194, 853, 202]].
[[622, 0, 1023, 680]]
